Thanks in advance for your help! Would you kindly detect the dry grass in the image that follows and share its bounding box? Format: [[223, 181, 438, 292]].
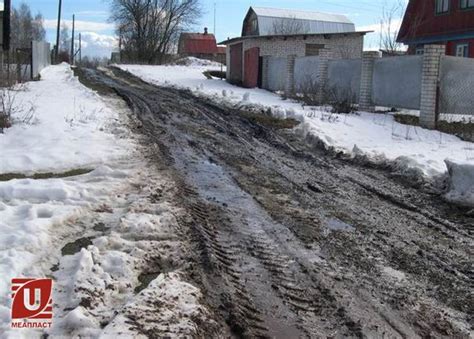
[[241, 111, 300, 129], [0, 168, 93, 182], [394, 113, 474, 142]]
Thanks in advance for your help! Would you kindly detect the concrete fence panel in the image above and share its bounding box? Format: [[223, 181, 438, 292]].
[[372, 55, 423, 110], [328, 58, 361, 101], [439, 55, 474, 116], [32, 41, 51, 80], [294, 56, 320, 92], [266, 56, 287, 92]]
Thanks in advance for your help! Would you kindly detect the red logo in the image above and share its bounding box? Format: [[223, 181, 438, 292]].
[[11, 278, 53, 329]]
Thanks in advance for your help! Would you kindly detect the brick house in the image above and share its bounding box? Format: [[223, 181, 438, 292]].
[[397, 0, 474, 57], [220, 7, 367, 88], [178, 28, 226, 63]]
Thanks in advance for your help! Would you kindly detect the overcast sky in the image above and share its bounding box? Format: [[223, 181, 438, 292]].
[[9, 0, 407, 58]]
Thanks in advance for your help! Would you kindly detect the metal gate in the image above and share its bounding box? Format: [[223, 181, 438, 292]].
[[243, 47, 259, 88], [229, 43, 243, 85]]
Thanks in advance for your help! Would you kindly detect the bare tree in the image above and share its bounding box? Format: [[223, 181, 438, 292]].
[[60, 24, 70, 54], [379, 1, 405, 54], [32, 13, 46, 41], [272, 17, 309, 35], [110, 0, 202, 64], [11, 2, 46, 49]]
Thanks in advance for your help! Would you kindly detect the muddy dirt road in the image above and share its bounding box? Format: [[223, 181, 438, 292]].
[[80, 68, 473, 338]]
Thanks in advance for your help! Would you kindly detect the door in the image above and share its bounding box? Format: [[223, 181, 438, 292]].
[[243, 47, 260, 88], [257, 56, 263, 88], [229, 43, 243, 84]]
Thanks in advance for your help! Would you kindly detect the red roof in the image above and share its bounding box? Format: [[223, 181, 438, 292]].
[[217, 46, 226, 54], [179, 33, 218, 54]]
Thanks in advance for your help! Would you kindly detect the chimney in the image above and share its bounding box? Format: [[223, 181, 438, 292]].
[[204, 27, 208, 35]]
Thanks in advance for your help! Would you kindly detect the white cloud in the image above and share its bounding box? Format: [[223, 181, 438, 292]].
[[44, 19, 114, 32], [76, 32, 118, 58]]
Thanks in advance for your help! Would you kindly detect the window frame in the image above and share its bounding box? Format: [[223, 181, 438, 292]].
[[435, 0, 450, 15], [305, 44, 325, 57], [455, 43, 469, 57], [415, 47, 425, 55], [460, 0, 474, 10]]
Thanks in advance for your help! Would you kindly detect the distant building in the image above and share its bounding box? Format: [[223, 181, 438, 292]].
[[397, 0, 474, 58], [178, 28, 226, 63], [221, 6, 367, 88]]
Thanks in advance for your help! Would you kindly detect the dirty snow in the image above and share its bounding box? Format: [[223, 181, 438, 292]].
[[445, 161, 474, 207], [0, 64, 215, 337], [118, 62, 474, 206]]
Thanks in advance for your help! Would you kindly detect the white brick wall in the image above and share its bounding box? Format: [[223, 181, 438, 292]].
[[359, 51, 380, 112], [419, 45, 445, 129], [225, 34, 364, 85], [241, 34, 363, 59]]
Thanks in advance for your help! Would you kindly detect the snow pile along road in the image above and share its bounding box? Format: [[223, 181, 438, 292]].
[[0, 63, 131, 174], [118, 62, 474, 206], [0, 64, 218, 338]]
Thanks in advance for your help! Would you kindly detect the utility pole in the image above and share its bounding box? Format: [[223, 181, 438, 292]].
[[70, 14, 75, 65], [213, 2, 216, 35], [79, 33, 82, 65], [55, 0, 62, 63]]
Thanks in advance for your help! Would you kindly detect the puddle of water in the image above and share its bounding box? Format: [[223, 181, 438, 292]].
[[134, 272, 160, 294], [326, 218, 355, 232], [61, 237, 93, 256], [93, 222, 110, 232]]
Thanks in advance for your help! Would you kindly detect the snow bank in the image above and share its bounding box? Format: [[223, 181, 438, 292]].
[[0, 165, 134, 337], [0, 63, 131, 174], [171, 56, 224, 68], [445, 161, 474, 207], [0, 63, 137, 337], [118, 63, 474, 182]]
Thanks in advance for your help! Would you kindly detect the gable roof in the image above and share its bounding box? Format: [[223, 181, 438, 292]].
[[179, 33, 218, 54], [243, 6, 355, 36], [252, 7, 353, 25]]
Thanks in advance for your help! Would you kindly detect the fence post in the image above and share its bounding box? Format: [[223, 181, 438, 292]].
[[316, 48, 333, 103], [359, 51, 380, 112], [261, 56, 270, 90], [419, 44, 444, 129], [285, 55, 296, 96]]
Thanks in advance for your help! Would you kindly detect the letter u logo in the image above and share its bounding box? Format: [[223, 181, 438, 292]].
[[23, 288, 42, 311]]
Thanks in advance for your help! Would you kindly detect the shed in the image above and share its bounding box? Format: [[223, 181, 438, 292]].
[[178, 28, 226, 64], [178, 28, 218, 56], [242, 7, 355, 37]]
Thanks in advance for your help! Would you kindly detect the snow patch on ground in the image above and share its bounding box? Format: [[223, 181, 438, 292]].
[[118, 63, 474, 183], [444, 161, 474, 207], [171, 56, 224, 68], [0, 63, 132, 174]]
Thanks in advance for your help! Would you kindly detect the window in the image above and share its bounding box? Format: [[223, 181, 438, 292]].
[[305, 44, 325, 56], [435, 0, 450, 14], [455, 43, 469, 57], [415, 47, 425, 55], [460, 0, 474, 9]]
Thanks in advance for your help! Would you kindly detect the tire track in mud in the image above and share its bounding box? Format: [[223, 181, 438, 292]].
[[80, 67, 474, 338]]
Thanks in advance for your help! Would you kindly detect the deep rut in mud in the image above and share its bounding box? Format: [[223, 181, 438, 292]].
[[80, 68, 473, 338]]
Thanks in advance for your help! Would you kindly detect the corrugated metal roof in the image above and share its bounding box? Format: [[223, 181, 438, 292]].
[[252, 7, 353, 24], [219, 31, 371, 46], [249, 7, 355, 36]]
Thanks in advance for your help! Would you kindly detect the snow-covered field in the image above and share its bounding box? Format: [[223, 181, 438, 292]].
[[118, 61, 474, 207], [0, 64, 215, 337]]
